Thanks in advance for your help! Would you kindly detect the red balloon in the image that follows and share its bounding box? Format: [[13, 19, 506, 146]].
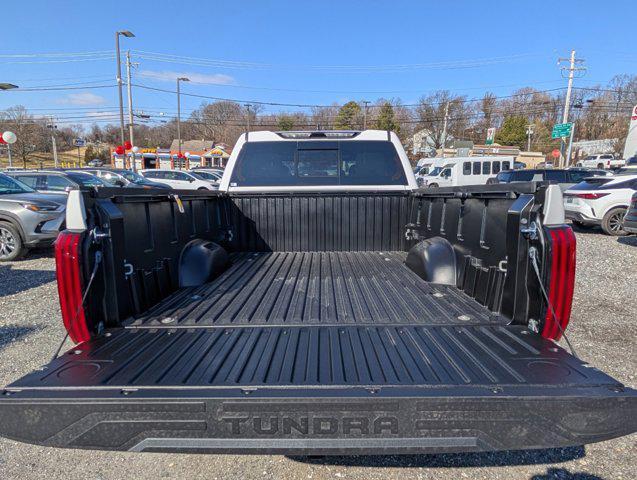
[[0, 137, 5, 144], [124, 141, 132, 150], [115, 145, 125, 155]]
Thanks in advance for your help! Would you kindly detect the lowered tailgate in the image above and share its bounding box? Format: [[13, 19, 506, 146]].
[[1, 324, 635, 454]]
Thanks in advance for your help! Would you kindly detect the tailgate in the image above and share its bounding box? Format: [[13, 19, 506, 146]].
[[1, 325, 636, 454]]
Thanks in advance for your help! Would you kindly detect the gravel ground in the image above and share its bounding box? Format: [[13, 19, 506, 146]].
[[0, 231, 635, 480]]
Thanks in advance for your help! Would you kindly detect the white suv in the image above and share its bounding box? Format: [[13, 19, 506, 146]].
[[564, 174, 637, 235], [139, 169, 216, 190]]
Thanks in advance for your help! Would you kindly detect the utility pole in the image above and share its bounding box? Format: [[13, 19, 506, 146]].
[[244, 104, 252, 132], [440, 101, 450, 157], [176, 77, 190, 166], [126, 50, 135, 152], [115, 30, 135, 145], [47, 119, 59, 168], [362, 100, 370, 130], [526, 124, 534, 152], [558, 50, 586, 167]]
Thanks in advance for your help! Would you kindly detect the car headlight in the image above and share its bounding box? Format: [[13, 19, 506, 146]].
[[21, 203, 60, 212]]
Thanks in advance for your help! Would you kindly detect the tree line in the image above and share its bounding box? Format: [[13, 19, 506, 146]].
[[1, 74, 636, 166]]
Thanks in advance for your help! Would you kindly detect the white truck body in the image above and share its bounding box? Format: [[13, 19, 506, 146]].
[[218, 130, 418, 193]]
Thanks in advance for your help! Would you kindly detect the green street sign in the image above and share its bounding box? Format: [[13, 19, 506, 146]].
[[552, 122, 573, 139]]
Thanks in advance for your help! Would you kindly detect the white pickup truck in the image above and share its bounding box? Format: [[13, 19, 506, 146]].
[[577, 153, 625, 169], [1, 129, 636, 455]]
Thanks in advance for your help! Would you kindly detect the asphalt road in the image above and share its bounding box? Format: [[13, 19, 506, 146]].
[[0, 229, 635, 480]]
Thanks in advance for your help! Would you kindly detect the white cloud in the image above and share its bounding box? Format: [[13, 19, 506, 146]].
[[56, 92, 107, 106], [140, 70, 235, 85]]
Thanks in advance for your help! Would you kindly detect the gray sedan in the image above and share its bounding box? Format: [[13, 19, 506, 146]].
[[0, 173, 66, 261]]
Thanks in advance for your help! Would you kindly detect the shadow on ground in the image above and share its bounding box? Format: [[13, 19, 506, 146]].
[[617, 235, 637, 247], [531, 467, 603, 479], [0, 264, 56, 297], [288, 446, 585, 468], [0, 325, 39, 352]]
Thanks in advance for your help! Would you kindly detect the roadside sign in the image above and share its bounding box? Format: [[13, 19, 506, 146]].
[[551, 149, 561, 159], [551, 123, 572, 139], [74, 138, 86, 147], [486, 127, 496, 145]]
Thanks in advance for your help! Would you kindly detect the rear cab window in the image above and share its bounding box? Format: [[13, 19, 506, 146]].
[[229, 140, 408, 187]]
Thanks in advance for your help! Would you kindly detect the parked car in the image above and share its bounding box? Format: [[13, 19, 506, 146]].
[[0, 173, 66, 261], [492, 168, 610, 191], [622, 192, 637, 234], [3, 130, 635, 455], [577, 153, 625, 169], [139, 169, 217, 190], [563, 174, 637, 235], [420, 156, 514, 188], [188, 168, 223, 185], [6, 170, 108, 195], [73, 168, 171, 189], [86, 159, 105, 167]]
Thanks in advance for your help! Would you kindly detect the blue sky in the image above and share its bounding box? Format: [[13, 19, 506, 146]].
[[1, 0, 635, 127]]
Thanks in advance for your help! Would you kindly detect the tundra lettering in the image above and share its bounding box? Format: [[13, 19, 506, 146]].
[[221, 416, 399, 436]]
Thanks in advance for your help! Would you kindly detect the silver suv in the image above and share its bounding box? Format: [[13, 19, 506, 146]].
[[0, 173, 66, 261]]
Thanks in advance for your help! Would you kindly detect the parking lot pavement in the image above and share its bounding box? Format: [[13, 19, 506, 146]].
[[0, 233, 636, 480]]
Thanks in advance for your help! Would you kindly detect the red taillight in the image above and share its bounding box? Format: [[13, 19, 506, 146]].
[[55, 231, 91, 343], [569, 192, 610, 200], [541, 226, 576, 340]]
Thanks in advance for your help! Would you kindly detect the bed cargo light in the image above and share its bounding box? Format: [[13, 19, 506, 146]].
[[55, 231, 91, 343], [542, 226, 576, 340]]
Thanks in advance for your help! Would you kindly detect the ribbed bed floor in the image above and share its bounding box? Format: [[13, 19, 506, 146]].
[[128, 251, 506, 328]]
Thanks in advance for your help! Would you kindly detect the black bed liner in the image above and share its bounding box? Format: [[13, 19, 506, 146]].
[[129, 252, 506, 328], [6, 325, 622, 389], [2, 322, 635, 454]]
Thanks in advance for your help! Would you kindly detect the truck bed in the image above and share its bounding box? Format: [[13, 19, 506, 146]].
[[128, 251, 507, 328]]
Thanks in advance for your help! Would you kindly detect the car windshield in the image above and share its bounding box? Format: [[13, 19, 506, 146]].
[[118, 170, 146, 183], [194, 171, 220, 181], [65, 172, 107, 187], [497, 171, 513, 182], [0, 174, 35, 194], [188, 172, 206, 180], [427, 167, 444, 177]]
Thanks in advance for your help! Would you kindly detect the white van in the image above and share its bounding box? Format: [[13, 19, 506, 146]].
[[415, 158, 447, 186], [421, 156, 515, 188]]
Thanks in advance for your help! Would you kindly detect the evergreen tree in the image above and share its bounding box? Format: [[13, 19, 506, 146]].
[[495, 116, 528, 149], [334, 101, 361, 130], [277, 115, 295, 131], [375, 102, 399, 133]]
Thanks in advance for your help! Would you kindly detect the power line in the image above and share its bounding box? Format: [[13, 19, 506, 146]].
[[132, 50, 545, 72]]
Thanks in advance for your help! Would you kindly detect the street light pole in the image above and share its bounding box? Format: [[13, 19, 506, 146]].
[[176, 77, 190, 166], [526, 124, 534, 152], [115, 30, 135, 146], [125, 50, 136, 171], [244, 104, 252, 133]]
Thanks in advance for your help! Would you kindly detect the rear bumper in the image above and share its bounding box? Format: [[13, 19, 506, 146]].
[[565, 210, 601, 225], [1, 387, 635, 454]]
